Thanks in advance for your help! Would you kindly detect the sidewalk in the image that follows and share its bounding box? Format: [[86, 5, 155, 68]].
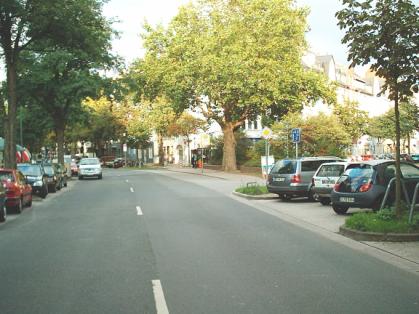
[[164, 164, 419, 270]]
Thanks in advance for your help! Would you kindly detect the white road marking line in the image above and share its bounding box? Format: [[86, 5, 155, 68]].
[[130, 187, 134, 193], [126, 179, 129, 183], [152, 280, 169, 314], [136, 206, 143, 216]]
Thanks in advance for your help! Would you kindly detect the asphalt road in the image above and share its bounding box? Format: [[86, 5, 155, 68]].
[[0, 168, 418, 314]]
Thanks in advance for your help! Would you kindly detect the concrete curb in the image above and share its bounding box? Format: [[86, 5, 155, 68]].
[[339, 226, 419, 242], [232, 191, 278, 200]]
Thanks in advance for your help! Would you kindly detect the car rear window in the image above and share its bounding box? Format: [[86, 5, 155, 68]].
[[80, 158, 100, 165], [0, 171, 14, 182], [400, 163, 419, 178], [271, 160, 297, 174], [317, 164, 345, 177], [43, 166, 54, 175], [17, 164, 42, 176], [338, 164, 374, 192]]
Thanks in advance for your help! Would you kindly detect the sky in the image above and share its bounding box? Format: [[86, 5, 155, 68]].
[[103, 0, 350, 66]]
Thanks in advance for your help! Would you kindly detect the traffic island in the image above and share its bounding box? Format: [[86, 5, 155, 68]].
[[339, 208, 419, 242], [233, 184, 278, 200], [339, 226, 419, 242], [232, 191, 278, 200]]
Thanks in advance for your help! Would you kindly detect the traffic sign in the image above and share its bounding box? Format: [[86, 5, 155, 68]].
[[261, 127, 272, 139], [291, 128, 301, 143]]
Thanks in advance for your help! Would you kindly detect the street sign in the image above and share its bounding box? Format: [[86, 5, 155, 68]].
[[123, 143, 127, 152], [291, 128, 301, 143], [261, 127, 272, 139]]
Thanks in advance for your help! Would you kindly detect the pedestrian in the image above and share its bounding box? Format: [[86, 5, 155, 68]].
[[191, 154, 196, 168]]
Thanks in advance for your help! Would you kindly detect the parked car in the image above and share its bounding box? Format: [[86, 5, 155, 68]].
[[330, 160, 419, 214], [53, 163, 68, 189], [78, 157, 102, 180], [0, 169, 32, 214], [100, 156, 116, 168], [17, 163, 49, 198], [71, 160, 79, 176], [312, 162, 350, 205], [267, 156, 342, 200], [410, 154, 419, 164], [43, 164, 60, 192], [0, 182, 6, 222], [112, 158, 124, 168]]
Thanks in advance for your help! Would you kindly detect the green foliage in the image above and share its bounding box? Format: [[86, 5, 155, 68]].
[[209, 131, 253, 165], [333, 99, 370, 142], [136, 0, 336, 170], [235, 185, 269, 195], [345, 209, 419, 233], [272, 112, 352, 157], [368, 100, 419, 141]]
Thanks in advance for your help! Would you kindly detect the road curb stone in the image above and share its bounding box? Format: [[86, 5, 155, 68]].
[[339, 225, 419, 242], [232, 191, 278, 200]]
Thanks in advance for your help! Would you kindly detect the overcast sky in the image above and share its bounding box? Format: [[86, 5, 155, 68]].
[[103, 0, 350, 66]]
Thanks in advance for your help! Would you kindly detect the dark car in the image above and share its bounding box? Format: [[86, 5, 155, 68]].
[[43, 164, 60, 193], [0, 169, 32, 214], [411, 154, 419, 164], [112, 158, 124, 168], [0, 182, 6, 222], [330, 160, 419, 214], [267, 156, 342, 200], [53, 163, 68, 189], [17, 163, 49, 198]]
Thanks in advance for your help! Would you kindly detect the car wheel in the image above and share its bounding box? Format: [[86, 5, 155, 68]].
[[332, 204, 349, 215], [50, 184, 57, 193], [41, 186, 48, 199], [64, 181, 67, 187], [98, 174, 102, 180], [307, 188, 316, 201], [319, 197, 331, 206], [278, 194, 291, 201], [15, 198, 23, 214], [27, 195, 32, 207], [57, 181, 62, 190], [0, 204, 6, 222]]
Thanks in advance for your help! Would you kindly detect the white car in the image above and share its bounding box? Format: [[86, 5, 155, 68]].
[[312, 162, 349, 205], [78, 158, 102, 180]]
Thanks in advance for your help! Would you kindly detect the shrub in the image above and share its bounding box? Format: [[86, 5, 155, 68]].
[[235, 184, 269, 195], [345, 208, 419, 233]]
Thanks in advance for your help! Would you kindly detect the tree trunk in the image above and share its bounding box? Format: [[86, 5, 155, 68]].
[[407, 136, 411, 155], [394, 88, 403, 217], [55, 124, 65, 165], [4, 61, 17, 169], [158, 133, 164, 166], [222, 122, 237, 171]]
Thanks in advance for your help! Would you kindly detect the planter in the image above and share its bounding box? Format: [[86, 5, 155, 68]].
[[232, 191, 278, 200]]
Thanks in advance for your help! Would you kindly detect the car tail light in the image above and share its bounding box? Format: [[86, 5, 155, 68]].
[[291, 174, 302, 183], [333, 183, 340, 192], [359, 181, 373, 192]]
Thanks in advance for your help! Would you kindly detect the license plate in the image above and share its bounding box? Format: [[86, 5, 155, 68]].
[[340, 197, 355, 203], [273, 177, 285, 182]]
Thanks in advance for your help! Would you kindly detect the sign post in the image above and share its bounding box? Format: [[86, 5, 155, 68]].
[[291, 128, 301, 158], [261, 127, 273, 178]]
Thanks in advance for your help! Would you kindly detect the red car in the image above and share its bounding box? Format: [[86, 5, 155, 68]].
[[0, 169, 32, 214]]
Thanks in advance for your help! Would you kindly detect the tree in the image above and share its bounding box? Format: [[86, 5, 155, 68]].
[[272, 112, 352, 157], [140, 0, 335, 171], [0, 0, 113, 168], [336, 0, 418, 215], [333, 99, 370, 143], [167, 112, 207, 165]]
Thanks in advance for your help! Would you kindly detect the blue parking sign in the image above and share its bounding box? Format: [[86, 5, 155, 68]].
[[291, 128, 301, 143]]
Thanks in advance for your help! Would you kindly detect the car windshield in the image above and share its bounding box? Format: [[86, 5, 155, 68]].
[[17, 164, 42, 176], [317, 164, 345, 177], [43, 166, 54, 175], [270, 160, 297, 174], [80, 158, 99, 165], [0, 171, 14, 182]]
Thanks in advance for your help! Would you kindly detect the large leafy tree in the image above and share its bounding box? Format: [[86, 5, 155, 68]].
[[336, 0, 418, 215], [139, 0, 335, 171], [0, 0, 113, 167]]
